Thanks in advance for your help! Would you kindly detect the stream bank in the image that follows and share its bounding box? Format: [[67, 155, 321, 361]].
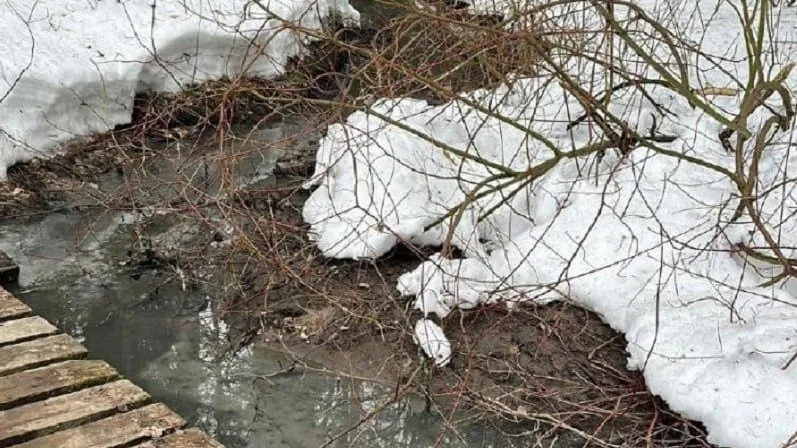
[[0, 121, 544, 448], [0, 120, 709, 447]]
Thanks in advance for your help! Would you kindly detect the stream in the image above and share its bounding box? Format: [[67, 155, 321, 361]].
[[0, 119, 543, 448]]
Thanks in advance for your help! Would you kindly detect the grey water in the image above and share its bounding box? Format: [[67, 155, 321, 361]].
[[0, 119, 543, 448]]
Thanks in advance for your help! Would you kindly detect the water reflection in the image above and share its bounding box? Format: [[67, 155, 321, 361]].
[[0, 123, 539, 448], [0, 210, 544, 448]]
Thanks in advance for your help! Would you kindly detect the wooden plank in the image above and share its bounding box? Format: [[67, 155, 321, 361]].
[[0, 360, 118, 410], [0, 289, 30, 322], [0, 380, 150, 446], [0, 334, 87, 377], [13, 403, 185, 448], [0, 316, 57, 347], [136, 428, 225, 448]]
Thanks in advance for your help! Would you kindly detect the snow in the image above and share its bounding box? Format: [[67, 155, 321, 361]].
[[0, 0, 358, 179], [303, 1, 797, 447], [414, 318, 452, 367]]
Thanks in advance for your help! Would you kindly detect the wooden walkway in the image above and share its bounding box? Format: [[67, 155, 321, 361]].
[[0, 288, 224, 448]]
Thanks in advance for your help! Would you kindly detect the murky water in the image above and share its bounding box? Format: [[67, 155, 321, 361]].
[[0, 120, 544, 447]]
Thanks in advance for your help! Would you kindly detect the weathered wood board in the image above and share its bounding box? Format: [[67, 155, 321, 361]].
[[0, 380, 150, 445], [0, 334, 87, 376], [12, 403, 185, 448], [0, 317, 57, 347], [0, 287, 223, 447], [0, 290, 30, 322], [0, 360, 118, 410]]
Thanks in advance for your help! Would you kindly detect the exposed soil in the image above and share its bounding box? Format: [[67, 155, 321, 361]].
[[1, 136, 117, 217]]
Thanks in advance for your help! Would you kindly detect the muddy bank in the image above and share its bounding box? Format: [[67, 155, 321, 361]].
[[0, 205, 540, 448], [1, 130, 710, 445], [214, 183, 711, 447]]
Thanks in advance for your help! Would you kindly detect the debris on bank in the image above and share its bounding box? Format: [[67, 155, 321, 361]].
[[0, 250, 19, 287]]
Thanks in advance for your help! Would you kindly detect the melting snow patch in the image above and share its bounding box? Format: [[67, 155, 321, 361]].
[[0, 0, 358, 179], [414, 318, 451, 367]]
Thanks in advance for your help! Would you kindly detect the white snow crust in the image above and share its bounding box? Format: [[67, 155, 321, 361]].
[[303, 1, 797, 447], [414, 318, 452, 367], [0, 0, 358, 179]]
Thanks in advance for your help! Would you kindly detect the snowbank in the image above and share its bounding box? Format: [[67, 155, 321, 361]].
[[0, 0, 358, 179], [304, 1, 797, 447]]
